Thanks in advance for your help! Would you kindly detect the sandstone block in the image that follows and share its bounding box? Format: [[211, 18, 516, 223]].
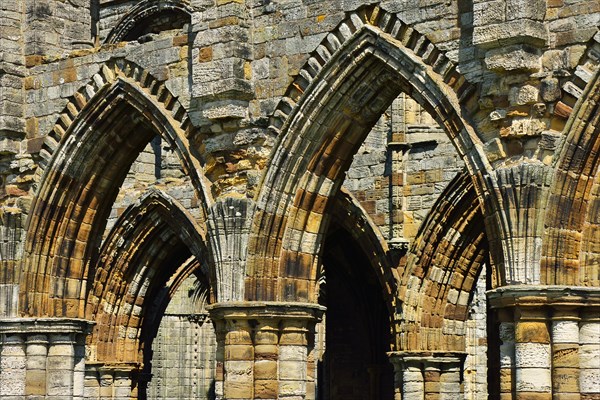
[[516, 322, 550, 343], [552, 368, 580, 393], [254, 360, 277, 380], [516, 367, 552, 393], [553, 344, 579, 367], [279, 361, 306, 381], [485, 45, 541, 72], [580, 369, 600, 394]]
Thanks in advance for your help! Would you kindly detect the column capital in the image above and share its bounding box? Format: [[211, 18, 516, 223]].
[[487, 285, 600, 309], [207, 301, 326, 322], [86, 361, 142, 374], [387, 351, 466, 366], [0, 318, 94, 335]]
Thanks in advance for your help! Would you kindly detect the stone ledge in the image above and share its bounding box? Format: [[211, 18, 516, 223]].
[[0, 318, 94, 334], [387, 351, 467, 364], [473, 20, 547, 49], [207, 301, 326, 321], [85, 362, 142, 373], [487, 285, 600, 308]]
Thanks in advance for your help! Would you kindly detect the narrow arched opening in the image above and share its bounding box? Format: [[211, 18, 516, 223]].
[[86, 191, 215, 399], [316, 221, 394, 400], [140, 258, 217, 400], [122, 9, 189, 42], [21, 74, 208, 319], [103, 0, 193, 44]]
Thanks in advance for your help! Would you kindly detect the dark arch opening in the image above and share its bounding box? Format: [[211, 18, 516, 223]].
[[318, 221, 394, 400], [123, 9, 189, 42], [85, 191, 213, 399]]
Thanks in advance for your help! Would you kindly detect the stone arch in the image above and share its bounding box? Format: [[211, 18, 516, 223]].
[[85, 189, 209, 365], [104, 0, 194, 44], [546, 30, 600, 131], [543, 64, 600, 285], [246, 5, 491, 302], [20, 59, 211, 317], [398, 169, 488, 352]]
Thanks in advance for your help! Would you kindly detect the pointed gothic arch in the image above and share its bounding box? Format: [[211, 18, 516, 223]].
[[327, 188, 396, 318], [20, 60, 210, 317], [85, 189, 209, 364], [543, 65, 600, 285], [246, 6, 491, 302], [398, 169, 488, 352]]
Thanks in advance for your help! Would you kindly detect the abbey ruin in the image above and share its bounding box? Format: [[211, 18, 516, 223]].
[[0, 0, 599, 398]]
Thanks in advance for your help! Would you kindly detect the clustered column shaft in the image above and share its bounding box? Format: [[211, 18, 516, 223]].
[[498, 311, 515, 399], [514, 307, 552, 399], [388, 352, 465, 400], [551, 306, 580, 399], [0, 318, 92, 399], [579, 309, 600, 399], [488, 286, 600, 400], [208, 302, 325, 400], [0, 334, 26, 397]]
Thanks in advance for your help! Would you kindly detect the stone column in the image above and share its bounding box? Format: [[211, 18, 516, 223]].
[[73, 333, 86, 400], [0, 318, 92, 399], [579, 308, 600, 399], [440, 361, 462, 399], [424, 362, 441, 399], [0, 333, 26, 398], [83, 362, 141, 400], [488, 285, 600, 400], [208, 302, 325, 400], [213, 319, 226, 400], [223, 319, 254, 399], [498, 309, 516, 400], [25, 334, 48, 397], [84, 365, 100, 399], [401, 360, 424, 400], [514, 306, 552, 399], [279, 318, 311, 399], [254, 318, 278, 399], [388, 352, 465, 400], [47, 333, 77, 398], [305, 343, 318, 400], [551, 306, 580, 400]]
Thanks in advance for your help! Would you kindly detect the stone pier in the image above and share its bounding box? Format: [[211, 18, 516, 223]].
[[488, 286, 600, 400], [208, 302, 325, 400], [388, 352, 465, 400], [0, 318, 92, 399]]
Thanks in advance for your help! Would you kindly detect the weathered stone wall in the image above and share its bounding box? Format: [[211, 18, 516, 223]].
[[464, 265, 488, 399], [106, 139, 202, 235], [345, 93, 464, 241], [1, 0, 600, 398], [0, 0, 27, 316], [23, 0, 93, 60], [148, 275, 216, 400]]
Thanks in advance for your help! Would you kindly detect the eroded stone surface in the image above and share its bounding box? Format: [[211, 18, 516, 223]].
[[1, 0, 600, 398]]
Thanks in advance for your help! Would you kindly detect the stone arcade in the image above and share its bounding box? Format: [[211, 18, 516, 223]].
[[0, 0, 600, 398]]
